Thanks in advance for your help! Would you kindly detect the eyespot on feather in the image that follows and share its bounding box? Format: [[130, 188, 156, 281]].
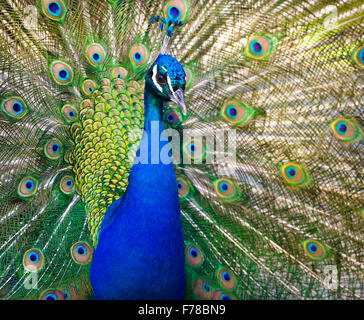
[[44, 138, 62, 160], [59, 286, 79, 300], [61, 104, 78, 122], [50, 60, 73, 85], [221, 100, 257, 126], [281, 163, 308, 186], [164, 108, 182, 127], [164, 0, 189, 21], [192, 278, 213, 299], [246, 35, 274, 60], [0, 96, 28, 120], [86, 43, 106, 67], [70, 241, 93, 265], [216, 267, 236, 291], [303, 239, 326, 260], [212, 290, 237, 300], [214, 178, 239, 200], [352, 45, 364, 68], [186, 244, 204, 266], [129, 44, 149, 67], [183, 138, 206, 161], [23, 248, 44, 272], [112, 66, 128, 79], [176, 176, 192, 198], [40, 0, 67, 21], [330, 117, 362, 143], [62, 289, 71, 300], [60, 175, 75, 194], [18, 176, 39, 198], [39, 289, 66, 300], [82, 79, 97, 95], [59, 284, 90, 300]]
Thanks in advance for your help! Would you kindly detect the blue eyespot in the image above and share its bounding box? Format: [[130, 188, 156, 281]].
[[168, 6, 181, 20], [202, 283, 210, 292], [133, 52, 143, 63], [219, 182, 229, 193], [76, 245, 86, 256], [47, 2, 62, 17], [66, 179, 73, 187], [92, 53, 101, 63], [58, 69, 70, 81], [308, 243, 317, 254], [71, 241, 92, 265], [68, 111, 75, 119], [89, 87, 94, 93], [12, 101, 24, 115], [336, 121, 348, 135], [189, 248, 198, 258], [189, 143, 195, 154], [359, 48, 364, 63], [167, 114, 174, 122], [28, 252, 39, 263], [226, 105, 237, 119], [117, 74, 122, 78], [63, 290, 70, 300], [250, 40, 263, 55], [52, 142, 60, 153], [222, 271, 231, 282], [25, 179, 35, 191], [45, 293, 58, 300], [220, 294, 231, 300], [177, 182, 182, 190], [186, 244, 203, 266], [286, 166, 296, 178]]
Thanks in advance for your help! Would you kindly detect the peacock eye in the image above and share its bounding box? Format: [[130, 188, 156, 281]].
[[186, 244, 204, 266], [212, 290, 237, 300], [23, 248, 44, 272], [156, 72, 167, 85], [217, 267, 236, 290], [40, 289, 66, 300], [70, 241, 93, 265]]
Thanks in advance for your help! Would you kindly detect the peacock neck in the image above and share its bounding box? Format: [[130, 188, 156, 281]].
[[143, 85, 164, 133], [115, 84, 180, 213]]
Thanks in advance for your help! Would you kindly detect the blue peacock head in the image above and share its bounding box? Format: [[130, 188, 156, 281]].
[[145, 54, 187, 115]]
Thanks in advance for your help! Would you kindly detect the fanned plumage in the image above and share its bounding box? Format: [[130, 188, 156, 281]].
[[0, 0, 363, 300]]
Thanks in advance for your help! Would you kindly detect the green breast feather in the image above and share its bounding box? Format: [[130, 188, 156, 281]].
[[69, 73, 145, 244]]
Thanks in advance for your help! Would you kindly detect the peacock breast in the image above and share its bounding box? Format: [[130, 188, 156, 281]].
[[90, 163, 186, 299], [67, 71, 145, 244]]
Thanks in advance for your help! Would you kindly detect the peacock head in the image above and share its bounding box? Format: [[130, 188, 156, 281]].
[[145, 54, 187, 115]]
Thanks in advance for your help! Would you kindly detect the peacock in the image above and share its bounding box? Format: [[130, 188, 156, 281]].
[[0, 0, 363, 300]]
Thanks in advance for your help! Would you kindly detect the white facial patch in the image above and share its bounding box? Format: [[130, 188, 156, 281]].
[[152, 64, 163, 94]]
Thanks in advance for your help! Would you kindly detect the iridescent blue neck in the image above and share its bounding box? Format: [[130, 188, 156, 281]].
[[143, 85, 164, 133], [125, 85, 174, 198], [91, 84, 186, 299]]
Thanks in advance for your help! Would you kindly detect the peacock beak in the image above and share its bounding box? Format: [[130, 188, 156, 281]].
[[169, 88, 187, 115]]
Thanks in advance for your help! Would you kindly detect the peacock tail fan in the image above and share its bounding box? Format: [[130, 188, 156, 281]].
[[0, 0, 363, 300]]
